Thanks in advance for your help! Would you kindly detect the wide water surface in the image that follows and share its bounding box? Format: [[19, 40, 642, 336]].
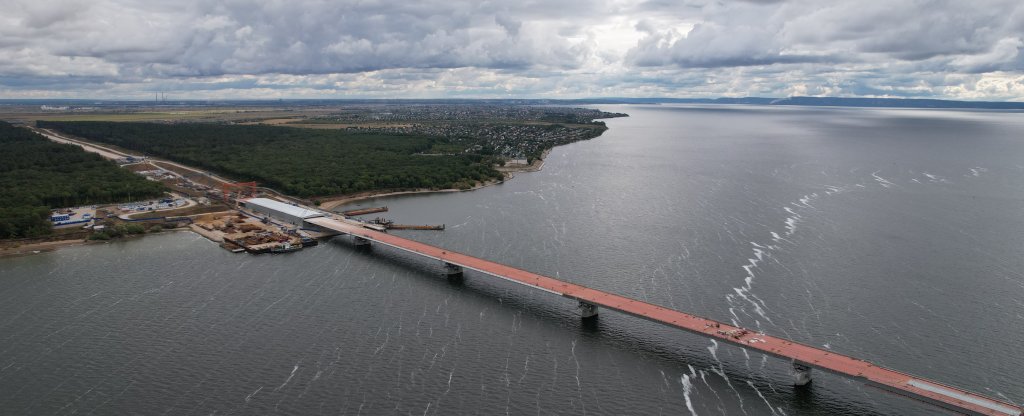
[[2, 105, 1023, 415]]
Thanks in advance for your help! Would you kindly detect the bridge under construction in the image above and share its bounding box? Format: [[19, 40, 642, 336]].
[[301, 214, 1020, 416]]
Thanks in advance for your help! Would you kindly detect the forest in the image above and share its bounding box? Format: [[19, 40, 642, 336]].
[[0, 122, 166, 239], [38, 121, 505, 198]]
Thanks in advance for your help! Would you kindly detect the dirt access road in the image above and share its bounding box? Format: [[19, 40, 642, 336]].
[[32, 127, 131, 160], [31, 126, 311, 206], [32, 127, 235, 186]]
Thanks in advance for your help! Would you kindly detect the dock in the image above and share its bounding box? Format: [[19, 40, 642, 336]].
[[368, 217, 445, 230], [386, 224, 445, 230], [341, 206, 388, 216], [304, 215, 1022, 416]]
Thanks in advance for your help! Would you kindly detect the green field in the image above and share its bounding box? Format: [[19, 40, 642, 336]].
[[38, 121, 504, 199], [34, 112, 206, 122], [0, 122, 166, 239]]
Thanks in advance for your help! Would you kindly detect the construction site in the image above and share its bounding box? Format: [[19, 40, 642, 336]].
[[188, 181, 448, 254], [190, 212, 316, 254], [185, 183, 312, 254]]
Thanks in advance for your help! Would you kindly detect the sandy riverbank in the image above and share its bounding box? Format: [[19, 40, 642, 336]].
[[318, 181, 500, 211], [0, 238, 90, 258], [319, 151, 549, 211]]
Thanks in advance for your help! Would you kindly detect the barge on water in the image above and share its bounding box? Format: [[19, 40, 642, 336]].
[[270, 242, 301, 254]]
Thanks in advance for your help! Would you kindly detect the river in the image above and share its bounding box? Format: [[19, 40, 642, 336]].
[[1, 104, 1022, 415]]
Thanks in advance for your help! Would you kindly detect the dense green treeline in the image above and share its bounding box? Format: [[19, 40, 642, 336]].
[[0, 122, 166, 238], [38, 121, 504, 198]]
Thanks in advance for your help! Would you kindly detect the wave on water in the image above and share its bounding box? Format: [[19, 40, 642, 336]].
[[681, 366, 699, 416], [706, 339, 748, 414], [967, 167, 988, 177], [726, 189, 828, 330], [872, 170, 896, 188], [921, 172, 950, 183], [719, 165, 970, 351]]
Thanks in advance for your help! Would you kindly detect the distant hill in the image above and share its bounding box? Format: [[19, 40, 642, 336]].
[[567, 96, 1024, 110]]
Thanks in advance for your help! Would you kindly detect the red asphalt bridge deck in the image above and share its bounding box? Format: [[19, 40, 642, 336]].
[[306, 216, 1022, 416]]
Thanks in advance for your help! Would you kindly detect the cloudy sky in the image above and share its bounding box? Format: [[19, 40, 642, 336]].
[[2, 0, 1024, 100]]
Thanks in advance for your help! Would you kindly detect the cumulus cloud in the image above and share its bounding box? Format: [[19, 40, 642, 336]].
[[1, 0, 1023, 99], [626, 0, 1023, 68], [3, 0, 601, 76]]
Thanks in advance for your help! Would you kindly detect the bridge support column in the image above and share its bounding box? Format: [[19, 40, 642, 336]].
[[443, 262, 463, 279], [353, 236, 370, 247], [578, 301, 599, 319], [792, 362, 812, 386]]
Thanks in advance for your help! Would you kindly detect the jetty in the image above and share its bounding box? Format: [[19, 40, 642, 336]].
[[341, 206, 388, 216]]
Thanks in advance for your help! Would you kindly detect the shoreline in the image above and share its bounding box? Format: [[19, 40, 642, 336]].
[[0, 238, 90, 258], [496, 148, 550, 178], [318, 150, 550, 210], [0, 219, 214, 258], [0, 149, 555, 257]]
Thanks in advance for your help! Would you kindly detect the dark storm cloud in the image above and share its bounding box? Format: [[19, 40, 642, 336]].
[[1, 0, 1024, 99]]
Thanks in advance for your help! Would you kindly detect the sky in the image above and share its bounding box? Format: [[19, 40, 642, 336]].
[[2, 0, 1024, 100]]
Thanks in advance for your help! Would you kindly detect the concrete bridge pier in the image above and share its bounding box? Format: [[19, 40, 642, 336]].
[[578, 301, 599, 319], [792, 362, 812, 386], [353, 236, 371, 247], [443, 262, 464, 280]]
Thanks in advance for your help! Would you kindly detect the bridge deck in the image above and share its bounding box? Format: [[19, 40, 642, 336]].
[[306, 216, 1021, 416]]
